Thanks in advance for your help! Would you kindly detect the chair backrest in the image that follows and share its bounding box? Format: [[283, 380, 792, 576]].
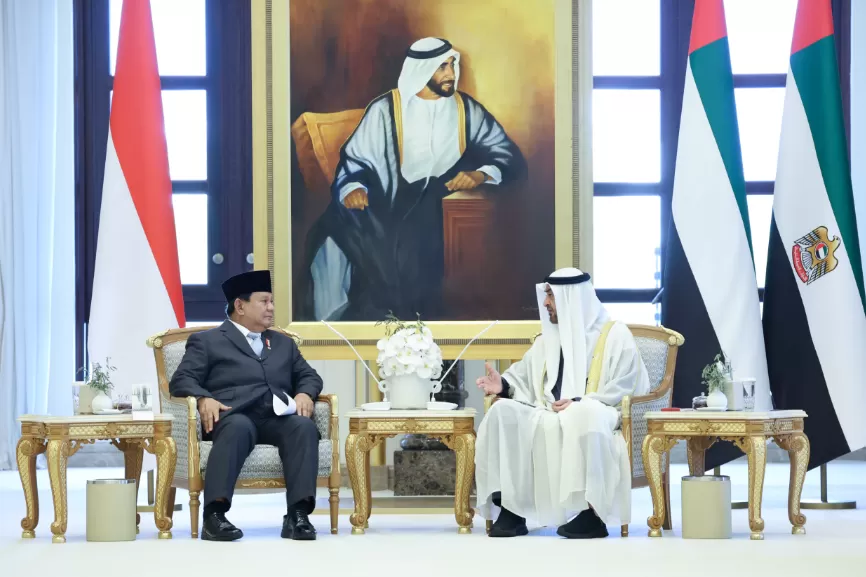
[[290, 109, 365, 192], [625, 324, 683, 485], [627, 324, 683, 397], [147, 325, 302, 400]]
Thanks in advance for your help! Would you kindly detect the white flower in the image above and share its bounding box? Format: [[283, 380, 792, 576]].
[[374, 322, 440, 380], [407, 332, 429, 351], [381, 357, 402, 377], [397, 328, 415, 339]]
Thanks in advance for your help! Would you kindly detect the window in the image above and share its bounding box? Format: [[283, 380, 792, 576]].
[[75, 0, 253, 368], [593, 196, 661, 289], [592, 0, 663, 325], [592, 90, 661, 183], [109, 0, 206, 76], [592, 0, 660, 76], [725, 0, 798, 75], [591, 0, 850, 327]]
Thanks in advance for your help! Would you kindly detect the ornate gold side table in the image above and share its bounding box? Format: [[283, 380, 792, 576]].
[[17, 414, 177, 543], [345, 408, 476, 534], [643, 410, 809, 540]]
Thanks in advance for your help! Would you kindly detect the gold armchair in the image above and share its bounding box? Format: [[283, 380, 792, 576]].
[[484, 324, 684, 537], [147, 326, 341, 537]]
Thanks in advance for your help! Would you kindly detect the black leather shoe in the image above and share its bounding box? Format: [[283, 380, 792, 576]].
[[556, 509, 609, 539], [282, 509, 317, 540], [488, 507, 528, 538], [201, 512, 244, 541]]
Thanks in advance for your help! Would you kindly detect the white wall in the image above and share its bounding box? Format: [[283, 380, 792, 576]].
[[463, 360, 489, 431], [853, 0, 866, 284], [307, 360, 355, 463]]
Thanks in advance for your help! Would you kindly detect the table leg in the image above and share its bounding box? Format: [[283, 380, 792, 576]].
[[446, 433, 475, 534], [117, 440, 144, 529], [643, 434, 675, 537], [17, 437, 45, 538], [364, 443, 372, 526], [346, 433, 372, 534], [686, 437, 716, 476], [775, 432, 809, 535], [151, 436, 177, 539], [46, 439, 70, 544], [737, 436, 767, 540]]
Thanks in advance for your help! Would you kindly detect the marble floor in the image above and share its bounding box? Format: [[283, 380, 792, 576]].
[[1, 462, 865, 577]]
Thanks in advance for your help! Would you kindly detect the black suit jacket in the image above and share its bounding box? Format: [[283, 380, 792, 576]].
[[169, 321, 323, 417]]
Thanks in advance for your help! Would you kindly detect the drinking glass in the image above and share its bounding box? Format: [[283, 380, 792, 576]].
[[742, 378, 756, 411]]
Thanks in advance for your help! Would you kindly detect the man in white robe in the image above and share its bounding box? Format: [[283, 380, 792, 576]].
[[302, 37, 525, 321], [475, 268, 650, 538]]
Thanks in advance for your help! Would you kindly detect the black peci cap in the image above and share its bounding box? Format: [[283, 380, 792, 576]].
[[221, 270, 272, 302]]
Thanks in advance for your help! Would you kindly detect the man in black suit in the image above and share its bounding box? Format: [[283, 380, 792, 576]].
[[169, 270, 323, 541]]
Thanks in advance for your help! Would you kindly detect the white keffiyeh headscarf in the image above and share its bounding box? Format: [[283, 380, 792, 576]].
[[397, 37, 460, 104], [536, 268, 611, 400]]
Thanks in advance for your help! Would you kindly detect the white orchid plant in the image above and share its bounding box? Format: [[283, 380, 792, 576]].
[[375, 312, 443, 380]]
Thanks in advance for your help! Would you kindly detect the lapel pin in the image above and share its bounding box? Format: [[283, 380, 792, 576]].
[[265, 338, 271, 350]]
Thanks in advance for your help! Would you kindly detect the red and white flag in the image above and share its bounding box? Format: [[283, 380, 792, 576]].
[[88, 0, 185, 400]]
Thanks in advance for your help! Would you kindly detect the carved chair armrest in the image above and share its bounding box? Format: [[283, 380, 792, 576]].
[[484, 394, 499, 413], [315, 393, 340, 477], [158, 393, 202, 490], [630, 386, 674, 406]]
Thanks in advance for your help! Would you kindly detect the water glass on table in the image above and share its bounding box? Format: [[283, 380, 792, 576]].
[[742, 378, 756, 411]]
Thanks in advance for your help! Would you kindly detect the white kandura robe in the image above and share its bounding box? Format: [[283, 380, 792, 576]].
[[475, 321, 650, 526]]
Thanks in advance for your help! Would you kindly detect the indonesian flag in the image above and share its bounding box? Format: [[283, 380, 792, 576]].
[[663, 0, 770, 469], [88, 0, 185, 398], [763, 0, 866, 468]]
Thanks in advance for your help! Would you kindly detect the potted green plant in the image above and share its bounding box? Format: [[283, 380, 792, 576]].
[[79, 359, 116, 413], [701, 352, 731, 410]]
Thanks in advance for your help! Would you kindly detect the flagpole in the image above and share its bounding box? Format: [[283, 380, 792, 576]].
[[800, 464, 857, 510]]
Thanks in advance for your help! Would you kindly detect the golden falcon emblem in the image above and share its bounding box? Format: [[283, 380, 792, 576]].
[[792, 226, 840, 284]]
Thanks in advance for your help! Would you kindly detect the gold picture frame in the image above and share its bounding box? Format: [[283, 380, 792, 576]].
[[251, 0, 592, 360]]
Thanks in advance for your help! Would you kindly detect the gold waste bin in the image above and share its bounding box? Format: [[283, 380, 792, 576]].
[[681, 476, 732, 539], [86, 479, 137, 542]]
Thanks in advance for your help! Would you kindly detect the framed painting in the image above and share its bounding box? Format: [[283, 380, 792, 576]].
[[251, 0, 592, 360]]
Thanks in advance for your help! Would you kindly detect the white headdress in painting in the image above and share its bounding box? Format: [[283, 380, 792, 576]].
[[536, 267, 610, 400], [397, 37, 460, 103]]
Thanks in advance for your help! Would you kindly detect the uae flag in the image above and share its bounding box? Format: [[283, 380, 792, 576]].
[[763, 0, 866, 468], [88, 0, 185, 398], [663, 0, 770, 469]]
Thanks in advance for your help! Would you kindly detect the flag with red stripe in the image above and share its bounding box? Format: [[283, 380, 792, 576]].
[[88, 0, 185, 399], [763, 0, 866, 468], [663, 0, 770, 469]]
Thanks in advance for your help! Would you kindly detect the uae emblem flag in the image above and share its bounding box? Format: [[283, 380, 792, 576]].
[[88, 0, 185, 397], [763, 0, 866, 468], [663, 0, 770, 469]]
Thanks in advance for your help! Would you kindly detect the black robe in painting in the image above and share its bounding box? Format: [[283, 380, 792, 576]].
[[299, 90, 526, 321]]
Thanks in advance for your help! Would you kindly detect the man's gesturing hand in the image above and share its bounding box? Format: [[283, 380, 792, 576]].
[[198, 397, 231, 434], [476, 362, 503, 396]]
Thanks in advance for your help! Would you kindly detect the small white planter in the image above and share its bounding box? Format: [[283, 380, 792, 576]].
[[706, 389, 728, 411], [379, 374, 441, 409], [90, 392, 113, 413]]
